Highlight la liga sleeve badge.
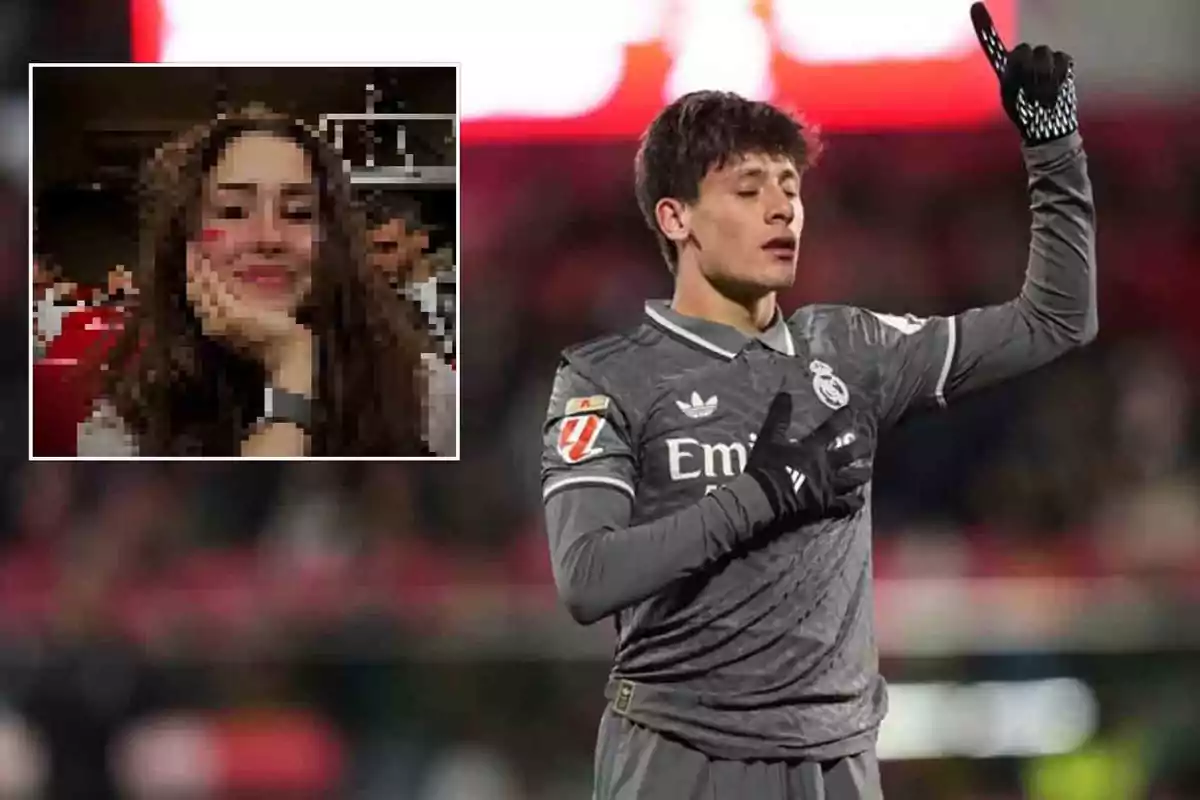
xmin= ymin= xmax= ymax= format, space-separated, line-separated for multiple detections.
xmin=557 ymin=414 xmax=607 ymax=464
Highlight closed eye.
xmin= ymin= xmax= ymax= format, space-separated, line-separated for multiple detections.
xmin=283 ymin=206 xmax=314 ymax=221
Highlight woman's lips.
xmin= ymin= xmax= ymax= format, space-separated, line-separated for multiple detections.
xmin=235 ymin=263 xmax=294 ymax=292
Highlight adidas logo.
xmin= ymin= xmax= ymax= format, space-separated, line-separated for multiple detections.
xmin=786 ymin=467 xmax=807 ymax=495
xmin=676 ymin=391 xmax=718 ymax=419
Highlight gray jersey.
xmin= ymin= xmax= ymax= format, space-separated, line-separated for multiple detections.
xmin=541 ymin=132 xmax=1096 ymax=761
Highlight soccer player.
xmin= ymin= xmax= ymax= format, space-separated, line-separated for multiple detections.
xmin=540 ymin=5 xmax=1096 ymax=799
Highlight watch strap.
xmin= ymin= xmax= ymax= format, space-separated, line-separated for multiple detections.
xmin=263 ymin=386 xmax=312 ymax=431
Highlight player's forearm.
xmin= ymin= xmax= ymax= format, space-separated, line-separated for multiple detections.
xmin=1018 ymin=131 xmax=1098 ymax=344
xmin=545 ymin=476 xmax=775 ymax=625
xmin=951 ymin=132 xmax=1097 ymax=392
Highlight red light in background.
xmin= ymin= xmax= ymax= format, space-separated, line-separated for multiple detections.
xmin=133 ymin=0 xmax=1017 ymax=140
xmin=130 ymin=0 xmax=163 ymax=63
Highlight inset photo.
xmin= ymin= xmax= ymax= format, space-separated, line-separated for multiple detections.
xmin=31 ymin=64 xmax=458 ymax=459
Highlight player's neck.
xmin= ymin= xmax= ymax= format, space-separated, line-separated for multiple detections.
xmin=670 ymin=272 xmax=777 ymax=337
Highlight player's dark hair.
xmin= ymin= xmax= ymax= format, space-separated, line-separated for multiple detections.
xmin=102 ymin=105 xmax=429 ymax=456
xmin=634 ymin=91 xmax=822 ymax=273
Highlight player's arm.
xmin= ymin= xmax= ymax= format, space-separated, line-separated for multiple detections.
xmin=862 ymin=131 xmax=1095 ymax=427
xmin=546 ymin=484 xmax=780 ymax=625
xmin=857 ymin=5 xmax=1097 ymax=429
xmin=949 ymin=130 xmax=1094 ymax=378
xmin=542 ymin=364 xmax=867 ymax=625
xmin=948 ymin=6 xmax=1097 ymax=392
xmin=541 ymin=361 xmax=771 ymax=625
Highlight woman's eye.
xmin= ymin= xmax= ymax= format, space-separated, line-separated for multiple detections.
xmin=218 ymin=205 xmax=248 ymax=219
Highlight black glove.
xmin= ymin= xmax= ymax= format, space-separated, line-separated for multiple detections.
xmin=971 ymin=2 xmax=1078 ymax=145
xmin=742 ymin=392 xmax=871 ymax=524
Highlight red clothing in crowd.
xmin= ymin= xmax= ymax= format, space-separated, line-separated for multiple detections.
xmin=33 ymin=304 xmax=126 ymax=456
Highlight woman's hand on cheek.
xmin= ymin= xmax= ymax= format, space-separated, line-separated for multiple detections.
xmin=185 ymin=240 xmax=312 ymax=380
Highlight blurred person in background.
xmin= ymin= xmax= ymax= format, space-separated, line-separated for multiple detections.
xmin=104 ymin=264 xmax=136 ymax=307
xmin=32 ymin=270 xmax=86 ymax=359
xmin=32 ymin=257 xmax=58 ymax=298
xmin=364 ymin=193 xmax=458 ymax=453
xmin=77 ymin=104 xmax=449 ymax=457
xmin=32 ymin=257 xmax=61 ymax=357
xmin=366 ymin=193 xmax=432 ymax=293
xmin=540 ymin=6 xmax=1097 ymax=798
xmin=366 ymin=192 xmax=457 ymax=367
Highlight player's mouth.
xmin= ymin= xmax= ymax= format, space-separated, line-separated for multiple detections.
xmin=234 ymin=262 xmax=297 ymax=293
xmin=762 ymin=235 xmax=797 ymax=263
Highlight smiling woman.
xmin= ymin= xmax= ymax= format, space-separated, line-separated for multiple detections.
xmin=78 ymin=105 xmax=445 ymax=457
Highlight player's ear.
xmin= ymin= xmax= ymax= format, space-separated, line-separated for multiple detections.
xmin=654 ymin=197 xmax=691 ymax=245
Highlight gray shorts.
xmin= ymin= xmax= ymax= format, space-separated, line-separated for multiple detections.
xmin=594 ymin=705 xmax=883 ymax=800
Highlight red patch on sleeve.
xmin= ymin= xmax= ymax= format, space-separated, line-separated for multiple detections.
xmin=556 ymin=414 xmax=607 ymax=464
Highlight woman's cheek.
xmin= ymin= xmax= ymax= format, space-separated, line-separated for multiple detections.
xmin=291 ymin=228 xmax=317 ymax=268
xmin=200 ymin=227 xmax=241 ymax=276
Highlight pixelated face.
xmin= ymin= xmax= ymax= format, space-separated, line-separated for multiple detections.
xmin=668 ymin=151 xmax=803 ymax=295
xmin=368 ymin=217 xmax=428 ymax=282
xmin=108 ymin=265 xmax=134 ymax=297
xmin=192 ymin=132 xmax=318 ymax=315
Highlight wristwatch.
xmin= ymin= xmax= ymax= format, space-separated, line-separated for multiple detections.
xmin=262 ymin=386 xmax=312 ymax=432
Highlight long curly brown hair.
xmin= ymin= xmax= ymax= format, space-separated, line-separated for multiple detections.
xmin=103 ymin=106 xmax=429 ymax=456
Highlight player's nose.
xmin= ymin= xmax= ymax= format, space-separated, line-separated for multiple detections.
xmin=764 ymin=188 xmax=795 ymax=224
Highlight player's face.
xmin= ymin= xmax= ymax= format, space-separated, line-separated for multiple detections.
xmin=194 ymin=132 xmax=317 ymax=316
xmin=685 ymin=151 xmax=803 ymax=296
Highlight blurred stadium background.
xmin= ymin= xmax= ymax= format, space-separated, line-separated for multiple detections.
xmin=5 ymin=0 xmax=1200 ymax=797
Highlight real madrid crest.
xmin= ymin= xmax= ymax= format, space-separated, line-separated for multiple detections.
xmin=810 ymin=360 xmax=849 ymax=410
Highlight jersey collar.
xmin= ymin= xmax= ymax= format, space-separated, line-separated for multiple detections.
xmin=644 ymin=300 xmax=796 ymax=360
